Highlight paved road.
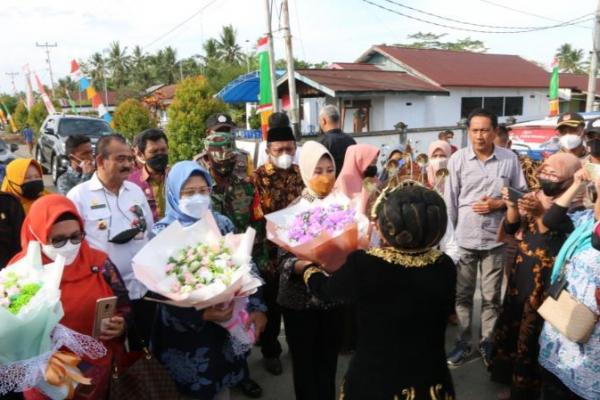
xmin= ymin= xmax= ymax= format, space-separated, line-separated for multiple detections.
xmin=12 ymin=144 xmax=502 ymax=399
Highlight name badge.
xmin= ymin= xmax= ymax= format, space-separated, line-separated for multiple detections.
xmin=91 ymin=204 xmax=107 ymax=210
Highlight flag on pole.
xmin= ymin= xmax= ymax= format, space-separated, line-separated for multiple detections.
xmin=34 ymin=73 xmax=57 ymax=115
xmin=257 ymin=36 xmax=274 ymax=139
xmin=1 ymin=103 xmax=17 ymax=133
xmin=549 ymin=58 xmax=560 ymax=117
xmin=69 ymin=59 xmax=111 ymax=122
xmin=22 ymin=64 xmax=34 ymax=111
xmin=65 ymin=90 xmax=78 ymax=114
xmin=0 ymin=108 xmax=7 ymax=126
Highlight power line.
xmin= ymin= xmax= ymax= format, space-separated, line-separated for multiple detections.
xmin=479 ymin=0 xmax=592 ymax=30
xmin=361 ymin=0 xmax=593 ymax=34
xmin=379 ymin=0 xmax=593 ymax=30
xmin=143 ymin=0 xmax=219 ymax=50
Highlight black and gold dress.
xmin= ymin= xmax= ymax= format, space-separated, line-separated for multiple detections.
xmin=304 ymin=248 xmax=456 ymax=400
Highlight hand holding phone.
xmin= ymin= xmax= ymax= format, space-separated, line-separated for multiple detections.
xmin=508 ymin=187 xmax=528 ymax=203
xmin=92 ymin=296 xmax=117 ymax=338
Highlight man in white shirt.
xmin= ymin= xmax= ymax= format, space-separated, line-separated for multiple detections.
xmin=68 ymin=134 xmax=154 ymax=344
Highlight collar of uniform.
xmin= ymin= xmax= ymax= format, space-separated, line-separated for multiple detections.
xmin=140 ymin=164 xmax=167 ymax=182
xmin=89 ymin=172 xmax=130 ymax=193
xmin=467 ymin=145 xmax=498 ymax=161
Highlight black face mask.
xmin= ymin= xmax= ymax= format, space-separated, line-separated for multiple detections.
xmin=20 ymin=180 xmax=44 ymax=199
xmin=212 ymin=158 xmax=236 ymax=177
xmin=364 ymin=165 xmax=378 ymax=178
xmin=146 ymin=153 xmax=169 ymax=173
xmin=539 ymin=178 xmax=571 ymax=197
xmin=588 ymin=139 xmax=600 ymax=158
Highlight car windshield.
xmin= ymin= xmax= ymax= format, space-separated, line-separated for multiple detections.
xmin=57 ymin=119 xmax=113 ymax=137
xmin=0 ymin=140 xmax=6 ymax=150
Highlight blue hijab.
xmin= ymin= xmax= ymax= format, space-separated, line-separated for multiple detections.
xmin=153 ymin=161 xmax=213 ymax=232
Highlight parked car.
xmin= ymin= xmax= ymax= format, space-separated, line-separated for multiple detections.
xmin=35 ymin=114 xmax=113 ymax=183
xmin=0 ymin=138 xmax=18 ymax=183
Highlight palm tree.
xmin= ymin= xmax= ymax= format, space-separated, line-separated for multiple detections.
xmin=130 ymin=45 xmax=152 ymax=89
xmin=149 ymin=46 xmax=178 ymax=85
xmin=83 ymin=52 xmax=108 ymax=91
xmin=106 ymin=41 xmax=131 ymax=88
xmin=555 ymin=44 xmax=585 ymax=74
xmin=202 ymin=38 xmax=219 ymax=62
xmin=216 ymin=25 xmax=244 ymax=64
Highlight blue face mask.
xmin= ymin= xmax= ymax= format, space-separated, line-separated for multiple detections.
xmin=179 ymin=194 xmax=211 ymax=219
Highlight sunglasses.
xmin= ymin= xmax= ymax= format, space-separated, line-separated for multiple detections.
xmin=49 ymin=231 xmax=85 ymax=248
xmin=108 ymin=205 xmax=147 ymax=245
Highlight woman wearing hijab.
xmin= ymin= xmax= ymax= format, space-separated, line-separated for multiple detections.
xmin=0 ymin=159 xmax=48 ymax=214
xmin=276 ymin=141 xmax=342 ymax=400
xmin=490 ymin=153 xmax=582 ymax=400
xmin=378 ymin=144 xmax=404 ymax=183
xmin=294 ymin=183 xmax=456 ymax=399
xmin=150 ymin=161 xmax=266 ymax=400
xmin=0 ymin=192 xmax=25 ymax=269
xmin=8 ymin=194 xmax=129 ymax=400
xmin=426 ymin=140 xmax=452 ymax=193
xmin=335 ymin=144 xmax=379 ymax=215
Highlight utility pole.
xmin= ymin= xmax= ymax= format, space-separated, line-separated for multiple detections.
xmin=263 ymin=0 xmax=280 ymax=113
xmin=586 ymin=0 xmax=600 ymax=111
xmin=281 ymin=0 xmax=301 ymax=139
xmin=5 ymin=72 xmax=19 ymax=94
xmin=36 ymin=42 xmax=58 ymax=97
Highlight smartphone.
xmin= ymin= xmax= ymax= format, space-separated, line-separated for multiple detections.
xmin=508 ymin=187 xmax=527 ymax=203
xmin=92 ymin=296 xmax=117 ymax=338
xmin=585 ymin=162 xmax=600 ymax=180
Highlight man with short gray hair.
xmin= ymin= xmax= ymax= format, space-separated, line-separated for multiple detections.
xmin=318 ymin=104 xmax=356 ymax=177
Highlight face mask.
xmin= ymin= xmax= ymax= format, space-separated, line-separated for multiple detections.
xmin=146 ymin=153 xmax=168 ymax=173
xmin=41 ymin=241 xmax=81 ymax=266
xmin=363 ymin=165 xmax=378 ymax=178
xmin=588 ymin=139 xmax=600 ymax=158
xmin=272 ymin=154 xmax=293 ymax=170
xmin=559 ymin=134 xmax=583 ymax=150
xmin=20 ymin=180 xmax=44 ymax=199
xmin=539 ymin=178 xmax=571 ymax=197
xmin=430 ymin=157 xmax=448 ymax=171
xmin=212 ymin=158 xmax=236 ymax=177
xmin=179 ymin=194 xmax=211 ymax=219
xmin=309 ymin=175 xmax=335 ymax=197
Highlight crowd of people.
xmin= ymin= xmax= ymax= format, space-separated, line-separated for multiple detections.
xmin=0 ymin=105 xmax=599 ymax=400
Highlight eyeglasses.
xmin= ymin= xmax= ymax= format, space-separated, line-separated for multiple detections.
xmin=180 ymin=186 xmax=212 ymax=197
xmin=49 ymin=231 xmax=85 ymax=248
xmin=108 ymin=205 xmax=147 ymax=244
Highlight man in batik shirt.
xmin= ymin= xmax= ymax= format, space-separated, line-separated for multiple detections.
xmin=204 ymin=116 xmax=268 ymax=399
xmin=251 ymin=112 xmax=304 ymax=376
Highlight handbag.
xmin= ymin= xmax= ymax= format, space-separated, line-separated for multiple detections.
xmin=537 ymin=274 xmax=598 ymax=344
xmin=109 ymin=346 xmax=179 ymax=400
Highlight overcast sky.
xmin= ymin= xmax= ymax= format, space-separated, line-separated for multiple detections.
xmin=1 ymin=0 xmax=595 ymax=93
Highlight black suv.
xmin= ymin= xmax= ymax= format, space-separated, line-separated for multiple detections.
xmin=35 ymin=114 xmax=113 ymax=183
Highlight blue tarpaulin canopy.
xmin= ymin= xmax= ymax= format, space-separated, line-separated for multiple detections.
xmin=216 ymin=70 xmax=284 ymax=104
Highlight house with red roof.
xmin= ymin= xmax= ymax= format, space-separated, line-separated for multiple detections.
xmin=277 ymin=45 xmax=598 ymax=134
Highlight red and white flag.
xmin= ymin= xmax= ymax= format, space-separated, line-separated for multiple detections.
xmin=34 ymin=73 xmax=56 ymax=115
xmin=70 ymin=59 xmax=83 ymax=82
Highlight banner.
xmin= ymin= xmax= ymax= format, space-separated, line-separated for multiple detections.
xmin=0 ymin=103 xmax=17 ymax=133
xmin=34 ymin=73 xmax=57 ymax=115
xmin=257 ymin=36 xmax=274 ymax=139
xmin=70 ymin=59 xmax=111 ymax=122
xmin=549 ymin=58 xmax=559 ymax=117
xmin=22 ymin=65 xmax=34 ymax=111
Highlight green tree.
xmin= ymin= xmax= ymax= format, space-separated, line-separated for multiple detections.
xmin=13 ymin=101 xmax=29 ymax=131
xmin=83 ymin=52 xmax=108 ymax=91
xmin=130 ymin=45 xmax=152 ymax=89
xmin=399 ymin=32 xmax=487 ymax=52
xmin=555 ymin=43 xmax=586 ymax=73
xmin=27 ymin=102 xmax=48 ymax=131
xmin=0 ymin=95 xmax=18 ymax=114
xmin=149 ymin=46 xmax=179 ymax=85
xmin=107 ymin=41 xmax=131 ymax=88
xmin=166 ymin=76 xmax=227 ymax=162
xmin=112 ymin=98 xmax=156 ymax=141
xmin=216 ymin=25 xmax=244 ymax=64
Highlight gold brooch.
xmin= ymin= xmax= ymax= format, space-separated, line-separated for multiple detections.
xmin=367 ymin=247 xmax=442 ymax=267
xmin=97 ymin=220 xmax=107 ymax=230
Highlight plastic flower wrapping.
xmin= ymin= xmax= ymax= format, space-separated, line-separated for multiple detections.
xmin=0 ymin=242 xmax=106 ymax=399
xmin=265 ymin=192 xmax=370 ymax=272
xmin=133 ymin=212 xmax=264 ymax=354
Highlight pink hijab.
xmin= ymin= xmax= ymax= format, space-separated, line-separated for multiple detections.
xmin=530 ymin=152 xmax=582 ymax=210
xmin=335 ymin=144 xmax=379 ymax=213
xmin=426 ymin=140 xmax=452 ymax=187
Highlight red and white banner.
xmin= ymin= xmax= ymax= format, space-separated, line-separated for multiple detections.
xmin=34 ymin=73 xmax=56 ymax=115
xmin=22 ymin=64 xmax=34 ymax=111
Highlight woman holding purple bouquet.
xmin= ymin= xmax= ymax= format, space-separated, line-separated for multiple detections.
xmin=277 ymin=141 xmax=344 ymax=400
xmin=294 ymin=183 xmax=456 ymax=400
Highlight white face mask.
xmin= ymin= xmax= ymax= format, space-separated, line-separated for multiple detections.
xmin=430 ymin=157 xmax=448 ymax=171
xmin=41 ymin=241 xmax=81 ymax=266
xmin=179 ymin=194 xmax=211 ymax=219
xmin=559 ymin=134 xmax=583 ymax=150
xmin=271 ymin=154 xmax=293 ymax=170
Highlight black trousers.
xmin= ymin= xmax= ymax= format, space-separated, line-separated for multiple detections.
xmin=129 ymin=298 xmax=157 ymax=350
xmin=541 ymin=369 xmax=584 ymax=400
xmin=282 ymin=307 xmax=342 ymax=400
xmin=260 ymin=274 xmax=283 ymax=359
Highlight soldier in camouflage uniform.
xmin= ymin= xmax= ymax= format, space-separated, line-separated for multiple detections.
xmin=203 ymin=114 xmax=268 ymax=399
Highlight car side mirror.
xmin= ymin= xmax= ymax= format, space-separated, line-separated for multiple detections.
xmin=10 ymin=143 xmax=18 ymax=152
xmin=44 ymin=128 xmax=55 ymax=136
